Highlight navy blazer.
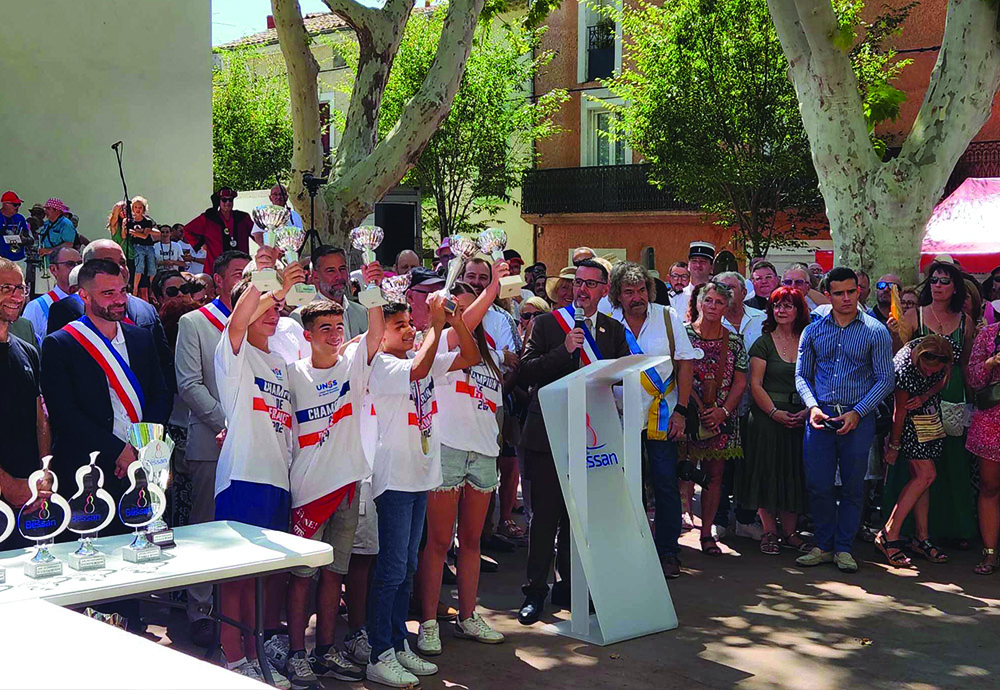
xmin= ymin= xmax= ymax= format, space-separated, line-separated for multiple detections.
xmin=48 ymin=294 xmax=176 ymax=395
xmin=41 ymin=322 xmax=172 ymax=493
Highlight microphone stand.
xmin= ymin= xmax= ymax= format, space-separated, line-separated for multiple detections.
xmin=113 ymin=143 xmax=134 ymax=258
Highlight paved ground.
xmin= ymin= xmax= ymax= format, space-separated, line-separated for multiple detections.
xmin=146 ymin=525 xmax=1000 ymax=690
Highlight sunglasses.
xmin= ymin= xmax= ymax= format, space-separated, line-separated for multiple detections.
xmin=876 ymin=281 xmax=899 ymax=290
xmin=928 ymin=277 xmax=952 ymax=286
xmin=165 ymin=282 xmax=203 ymax=298
xmin=919 ymin=352 xmax=951 ymax=364
xmin=520 ymin=311 xmax=539 ymax=321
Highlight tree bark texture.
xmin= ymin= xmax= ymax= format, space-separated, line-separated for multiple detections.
xmin=272 ymin=0 xmax=486 ymax=248
xmin=767 ymin=0 xmax=1000 ymax=281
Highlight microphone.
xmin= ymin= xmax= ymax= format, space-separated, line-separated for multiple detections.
xmin=573 ymin=300 xmax=585 ymax=368
xmin=111 ymin=141 xmax=123 ymax=151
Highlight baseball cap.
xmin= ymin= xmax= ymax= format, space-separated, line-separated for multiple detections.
xmin=1 ymin=191 xmax=23 ymax=205
xmin=408 ymin=266 xmax=445 ymax=290
xmin=503 ymin=249 xmax=523 ymax=262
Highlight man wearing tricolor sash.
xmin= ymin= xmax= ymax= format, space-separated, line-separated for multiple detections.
xmin=173 ymin=249 xmax=250 ymax=647
xmin=40 ymin=259 xmax=170 ymax=515
xmin=610 ymin=262 xmax=699 ymax=580
xmin=22 ymin=246 xmax=80 ymax=346
xmin=515 ymin=258 xmax=631 ymax=625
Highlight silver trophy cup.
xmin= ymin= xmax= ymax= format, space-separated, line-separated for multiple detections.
xmin=251 ymin=205 xmax=289 ymax=292
xmin=441 ymin=235 xmax=480 ymax=314
xmin=273 ymin=226 xmax=317 ymax=306
xmin=351 ymin=226 xmax=388 ymax=308
xmin=478 ymin=228 xmax=526 ymax=299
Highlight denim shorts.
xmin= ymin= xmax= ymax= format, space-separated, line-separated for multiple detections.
xmin=132 ymin=243 xmax=157 ymax=276
xmin=438 ymin=445 xmax=499 ymax=492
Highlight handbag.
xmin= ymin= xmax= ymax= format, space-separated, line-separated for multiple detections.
xmin=685 ymin=330 xmax=730 ymax=442
xmin=975 ymin=328 xmax=1000 ymax=411
xmin=912 ymin=412 xmax=946 ymax=444
xmin=940 ymin=401 xmax=970 ymax=436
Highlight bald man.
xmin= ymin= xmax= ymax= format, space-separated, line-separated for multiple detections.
xmin=868 ymin=273 xmax=901 ymax=325
xmin=251 ymin=184 xmax=304 ymax=244
xmin=394 ymin=249 xmax=420 ymax=275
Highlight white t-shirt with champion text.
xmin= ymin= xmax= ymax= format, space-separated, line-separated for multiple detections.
xmin=214 ymin=328 xmax=293 ymax=497
xmin=435 ymin=337 xmax=503 ymax=457
xmin=368 ymin=349 xmax=458 ymax=498
xmin=288 ymin=342 xmax=373 ymax=508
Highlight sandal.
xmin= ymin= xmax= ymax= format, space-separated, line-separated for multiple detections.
xmin=910 ymin=538 xmax=948 ymax=564
xmin=782 ymin=532 xmax=815 ymax=553
xmin=700 ymin=536 xmax=722 ymax=556
xmin=875 ymin=531 xmax=912 ymax=568
xmin=975 ymin=548 xmax=998 ymax=575
xmin=759 ymin=532 xmax=780 ymax=555
xmin=499 ymin=519 xmax=526 ymax=541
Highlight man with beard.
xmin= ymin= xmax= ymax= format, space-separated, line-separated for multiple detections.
xmin=868 ymin=274 xmax=901 ymax=326
xmin=288 ymin=245 xmax=368 ymax=339
xmin=40 ymin=259 xmax=171 ymax=510
xmin=609 ymin=262 xmax=696 ymax=578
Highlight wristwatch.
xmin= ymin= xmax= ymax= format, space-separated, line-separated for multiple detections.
xmin=673 ymin=404 xmax=688 ymax=417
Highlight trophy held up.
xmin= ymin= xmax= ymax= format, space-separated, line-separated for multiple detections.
xmin=441 ymin=235 xmax=480 ymax=314
xmin=351 ymin=226 xmax=388 ymax=309
xmin=478 ymin=228 xmax=525 ymax=299
xmin=251 ymin=205 xmax=289 ymax=293
xmin=273 ymin=226 xmax=317 ymax=307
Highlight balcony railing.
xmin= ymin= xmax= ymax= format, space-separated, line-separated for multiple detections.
xmin=587 ymin=24 xmax=615 ymax=82
xmin=945 ymin=140 xmax=1000 ymax=196
xmin=521 ymin=164 xmax=698 ymax=215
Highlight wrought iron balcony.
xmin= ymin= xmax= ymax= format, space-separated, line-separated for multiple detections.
xmin=946 ymin=140 xmax=1000 ymax=196
xmin=587 ymin=24 xmax=615 ymax=82
xmin=521 ymin=164 xmax=698 ymax=215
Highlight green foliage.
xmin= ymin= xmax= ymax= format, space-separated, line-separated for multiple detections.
xmin=602 ymin=0 xmax=913 ymax=259
xmin=212 ymin=49 xmax=295 ymax=191
xmin=332 ymin=7 xmax=567 ymax=239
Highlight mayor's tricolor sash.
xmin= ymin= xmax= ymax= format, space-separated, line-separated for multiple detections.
xmin=38 ymin=290 xmax=62 ymax=319
xmin=623 ymin=325 xmax=676 ymax=440
xmin=62 ymin=316 xmax=145 ymax=423
xmin=199 ymin=298 xmax=231 ymax=332
xmin=552 ymin=305 xmax=602 ymax=366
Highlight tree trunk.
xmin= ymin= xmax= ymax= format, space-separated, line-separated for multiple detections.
xmin=272 ymin=0 xmax=486 ymax=249
xmin=767 ymin=0 xmax=1000 ymax=282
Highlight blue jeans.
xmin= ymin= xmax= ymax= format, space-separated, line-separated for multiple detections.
xmin=645 ymin=435 xmax=681 ymax=557
xmin=803 ymin=406 xmax=875 ymax=554
xmin=366 ymin=490 xmax=427 ymax=661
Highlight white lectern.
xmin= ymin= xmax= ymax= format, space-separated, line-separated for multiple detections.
xmin=538 ymin=354 xmax=678 ymax=645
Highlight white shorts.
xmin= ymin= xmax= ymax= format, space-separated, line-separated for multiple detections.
xmin=352 ymin=481 xmax=378 ymax=556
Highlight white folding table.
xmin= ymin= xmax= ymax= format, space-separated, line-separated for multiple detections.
xmin=0 ymin=521 xmax=332 ymax=686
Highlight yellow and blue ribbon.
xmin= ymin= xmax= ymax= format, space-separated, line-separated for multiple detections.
xmin=624 ymin=327 xmax=675 ymax=440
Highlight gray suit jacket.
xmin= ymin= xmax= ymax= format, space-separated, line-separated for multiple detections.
xmin=174 ymin=307 xmax=226 ymax=464
xmin=290 ymin=296 xmax=369 ymax=339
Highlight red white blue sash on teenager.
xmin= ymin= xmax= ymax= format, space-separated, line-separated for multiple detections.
xmin=199 ymin=298 xmax=231 ymax=332
xmin=553 ymin=305 xmax=602 ymax=365
xmin=62 ymin=316 xmax=145 ymax=423
xmin=38 ymin=290 xmax=62 ymax=319
xmin=623 ymin=325 xmax=676 ymax=440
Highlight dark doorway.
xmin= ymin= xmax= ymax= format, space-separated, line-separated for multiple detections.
xmin=374 ymin=203 xmax=417 ymax=267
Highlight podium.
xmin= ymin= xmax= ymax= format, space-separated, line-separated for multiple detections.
xmin=538 ymin=354 xmax=678 ymax=645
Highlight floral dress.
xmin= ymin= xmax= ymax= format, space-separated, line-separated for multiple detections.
xmin=967 ymin=322 xmax=1000 ymax=462
xmin=685 ymin=325 xmax=748 ymax=462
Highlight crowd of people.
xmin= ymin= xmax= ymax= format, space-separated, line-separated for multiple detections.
xmin=4 ymin=183 xmax=1000 ymax=688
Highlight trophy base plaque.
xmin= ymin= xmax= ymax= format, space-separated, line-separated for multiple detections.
xmin=123 ymin=542 xmax=162 ymax=563
xmin=150 ymin=528 xmax=175 ymax=548
xmin=358 ymin=285 xmax=388 ymax=309
xmin=286 ymin=283 xmax=317 ymax=307
xmin=24 ymin=559 xmax=63 ymax=579
xmin=252 ymin=269 xmax=282 ymax=292
xmin=69 ymin=552 xmax=106 ymax=571
xmin=499 ymin=274 xmax=526 ymax=300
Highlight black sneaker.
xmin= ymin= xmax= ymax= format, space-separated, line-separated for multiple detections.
xmin=310 ymin=648 xmax=365 ymax=682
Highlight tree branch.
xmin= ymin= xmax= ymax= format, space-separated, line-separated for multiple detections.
xmin=322 ymin=0 xmax=379 ymax=34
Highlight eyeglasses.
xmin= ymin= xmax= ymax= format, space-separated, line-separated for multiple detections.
xmin=919 ymin=352 xmax=951 ymax=364
xmin=928 ymin=277 xmax=952 ymax=286
xmin=520 ymin=311 xmax=539 ymax=321
xmin=0 ymin=283 xmax=28 ymax=297
xmin=669 ymin=272 xmax=688 ymax=280
xmin=772 ymin=302 xmax=795 ymax=311
xmin=573 ymin=278 xmax=607 ymax=289
xmin=876 ymin=281 xmax=899 ymax=290
xmin=781 ymin=279 xmax=809 ymax=287
xmin=51 ymin=260 xmax=83 ymax=269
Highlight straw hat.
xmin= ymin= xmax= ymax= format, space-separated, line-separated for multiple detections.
xmin=545 ymin=265 xmax=576 ymax=302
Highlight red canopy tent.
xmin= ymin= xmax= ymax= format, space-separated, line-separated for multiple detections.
xmin=921 ymin=177 xmax=1000 ymax=273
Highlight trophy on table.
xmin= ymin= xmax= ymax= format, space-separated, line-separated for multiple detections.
xmin=18 ymin=456 xmax=72 ymax=579
xmin=251 ymin=204 xmax=289 ymax=292
xmin=478 ymin=228 xmax=526 ymax=299
xmin=273 ymin=226 xmax=317 ymax=307
xmin=118 ymin=458 xmax=167 ymax=563
xmin=350 ymin=226 xmax=388 ymax=308
xmin=441 ymin=235 xmax=480 ymax=314
xmin=128 ymin=423 xmax=175 ymax=549
xmin=0 ymin=483 xmax=16 ymax=584
xmin=66 ymin=452 xmax=116 ymax=570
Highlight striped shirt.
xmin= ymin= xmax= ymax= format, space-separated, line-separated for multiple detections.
xmin=795 ymin=307 xmax=893 ymax=418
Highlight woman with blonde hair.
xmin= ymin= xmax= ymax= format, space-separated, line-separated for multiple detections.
xmin=878 ymin=334 xmax=953 ymax=566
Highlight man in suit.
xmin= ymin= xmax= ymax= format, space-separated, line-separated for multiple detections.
xmin=173 ymin=249 xmax=250 ymax=646
xmin=47 ymin=239 xmax=175 ymax=396
xmin=288 ymin=245 xmax=368 ymax=338
xmin=516 ymin=258 xmax=630 ymax=625
xmin=40 ymin=259 xmax=171 ymax=520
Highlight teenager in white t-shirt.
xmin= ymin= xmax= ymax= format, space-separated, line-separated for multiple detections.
xmin=415 ymin=277 xmax=509 ymax=656
xmin=365 ymin=293 xmax=479 ymax=688
xmin=284 ymin=262 xmax=384 ymax=687
xmin=214 ymin=261 xmax=306 ymax=684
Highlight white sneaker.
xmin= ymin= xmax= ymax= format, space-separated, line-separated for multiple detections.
xmin=454 ymin=611 xmax=505 ymax=644
xmin=232 ymin=659 xmax=264 ymax=682
xmin=344 ymin=628 xmax=372 ymax=666
xmin=397 ymin=639 xmax=438 ymax=676
xmin=417 ymin=619 xmax=442 ymax=656
xmin=734 ymin=521 xmax=765 ymax=541
xmin=251 ymin=658 xmax=291 ymax=689
xmin=264 ymin=633 xmax=290 ymax=673
xmin=366 ymin=649 xmax=419 ymax=688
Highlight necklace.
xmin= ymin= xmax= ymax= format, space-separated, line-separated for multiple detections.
xmin=927 ymin=303 xmax=952 ymax=334
xmin=772 ymin=329 xmax=798 ymax=362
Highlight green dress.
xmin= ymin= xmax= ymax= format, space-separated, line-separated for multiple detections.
xmin=882 ymin=312 xmax=976 ymax=540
